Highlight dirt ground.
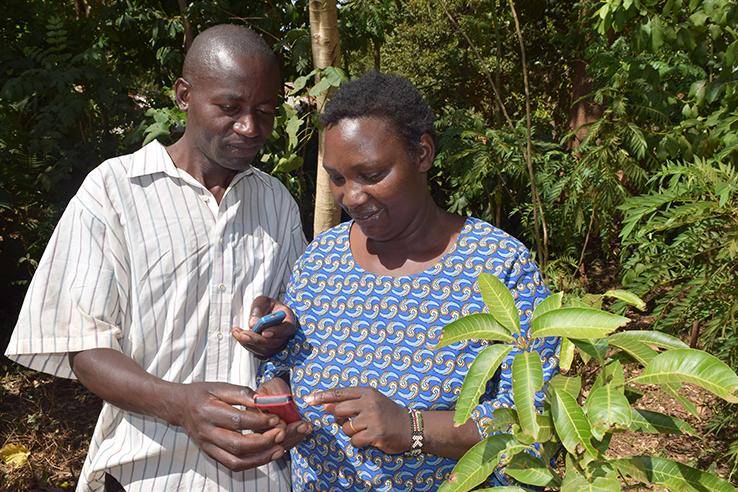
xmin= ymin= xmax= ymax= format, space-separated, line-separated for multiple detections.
xmin=2 ymin=357 xmax=737 ymax=491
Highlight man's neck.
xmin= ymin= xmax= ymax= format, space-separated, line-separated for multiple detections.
xmin=166 ymin=140 xmax=240 ymax=203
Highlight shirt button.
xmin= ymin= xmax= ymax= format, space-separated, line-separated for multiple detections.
xmin=217 ymin=283 xmax=226 ymax=292
xmin=216 ymin=332 xmax=223 ymax=340
xmin=200 ymin=195 xmax=209 ymax=202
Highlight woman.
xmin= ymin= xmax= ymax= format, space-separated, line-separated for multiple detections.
xmin=237 ymin=71 xmax=559 ymax=491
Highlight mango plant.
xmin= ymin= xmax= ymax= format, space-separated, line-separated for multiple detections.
xmin=436 ymin=273 xmax=738 ymax=492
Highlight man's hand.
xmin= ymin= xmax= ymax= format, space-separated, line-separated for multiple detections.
xmin=232 ymin=296 xmax=297 ymax=358
xmin=170 ymin=382 xmax=289 ymax=471
xmin=305 ymin=387 xmax=411 ymax=454
xmin=256 ymin=377 xmax=311 ymax=451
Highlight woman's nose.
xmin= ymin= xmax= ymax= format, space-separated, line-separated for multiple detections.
xmin=342 ymin=183 xmax=368 ymax=208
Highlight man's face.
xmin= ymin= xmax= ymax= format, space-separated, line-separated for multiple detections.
xmin=177 ymin=53 xmax=280 ymax=172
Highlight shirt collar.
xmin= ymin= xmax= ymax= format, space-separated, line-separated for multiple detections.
xmin=126 ymin=140 xmax=271 ymax=189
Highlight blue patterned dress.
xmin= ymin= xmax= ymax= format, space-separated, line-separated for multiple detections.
xmin=261 ymin=217 xmax=559 ymax=491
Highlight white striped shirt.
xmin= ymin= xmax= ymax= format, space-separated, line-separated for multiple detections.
xmin=5 ymin=140 xmax=306 ymax=492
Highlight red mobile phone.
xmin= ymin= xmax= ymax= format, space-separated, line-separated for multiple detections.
xmin=253 ymin=393 xmax=301 ymax=424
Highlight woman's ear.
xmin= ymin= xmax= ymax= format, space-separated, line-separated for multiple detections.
xmin=417 ymin=133 xmax=436 ymax=173
xmin=174 ymin=77 xmax=191 ymax=111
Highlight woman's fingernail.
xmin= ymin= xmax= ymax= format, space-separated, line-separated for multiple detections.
xmin=304 ymin=394 xmax=315 ymax=404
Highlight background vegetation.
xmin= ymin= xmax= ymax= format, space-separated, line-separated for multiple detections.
xmin=1 ymin=0 xmax=737 ymax=489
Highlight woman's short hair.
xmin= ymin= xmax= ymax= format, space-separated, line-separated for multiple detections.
xmin=320 ymin=71 xmax=436 ymax=156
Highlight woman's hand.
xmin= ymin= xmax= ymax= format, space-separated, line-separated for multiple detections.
xmin=232 ymin=296 xmax=297 ymax=358
xmin=305 ymin=387 xmax=412 ymax=454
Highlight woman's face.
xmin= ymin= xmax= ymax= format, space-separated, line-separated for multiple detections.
xmin=322 ymin=117 xmax=434 ymax=242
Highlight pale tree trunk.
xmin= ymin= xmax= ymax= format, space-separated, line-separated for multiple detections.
xmin=309 ymin=0 xmax=342 ymax=238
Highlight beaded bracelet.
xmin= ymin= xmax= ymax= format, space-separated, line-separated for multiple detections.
xmin=407 ymin=408 xmax=424 ymax=456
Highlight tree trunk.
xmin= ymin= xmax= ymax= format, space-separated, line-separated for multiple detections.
xmin=569 ymin=58 xmax=602 ymax=147
xmin=177 ymin=0 xmax=193 ymax=52
xmin=309 ymin=0 xmax=342 ymax=237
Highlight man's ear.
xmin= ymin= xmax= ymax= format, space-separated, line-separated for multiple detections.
xmin=417 ymin=133 xmax=435 ymax=173
xmin=174 ymin=77 xmax=191 ymax=111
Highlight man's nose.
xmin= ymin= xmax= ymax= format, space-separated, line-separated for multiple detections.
xmin=233 ymin=113 xmax=258 ymax=137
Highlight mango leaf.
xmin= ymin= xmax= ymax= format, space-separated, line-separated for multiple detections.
xmin=474 ymin=488 xmax=527 ymax=492
xmin=454 ymin=344 xmax=512 ymax=426
xmin=537 ymin=410 xmax=554 ymax=442
xmin=551 ymin=388 xmax=597 ymax=457
xmin=591 ymin=361 xmax=625 ymax=394
xmin=662 ymin=383 xmax=699 ymax=416
xmin=632 ymin=348 xmax=738 ymax=403
xmin=559 ymin=337 xmax=575 ymax=372
xmin=630 ymin=409 xmax=697 ymax=436
xmin=572 ymin=338 xmax=609 ymax=363
xmin=561 ymin=474 xmax=621 ymax=492
xmin=603 ymin=289 xmax=646 ymax=311
xmin=0 ymin=443 xmax=30 ymax=468
xmin=488 ymin=407 xmax=518 ymax=431
xmin=613 ymin=456 xmax=737 ymax=492
xmin=607 ymin=336 xmax=657 ymax=366
xmin=608 ymin=330 xmax=688 ymax=350
xmin=438 ymin=434 xmax=514 ymax=492
xmin=505 ymin=453 xmax=558 ymax=487
xmin=529 ymin=308 xmax=629 ymax=339
xmin=532 ymin=291 xmax=563 ymax=319
xmin=585 ymin=385 xmax=633 ymax=440
xmin=512 ymin=352 xmax=543 ymax=440
xmin=478 ymin=273 xmax=520 ymax=334
xmin=433 ymin=313 xmax=514 ymax=349
xmin=548 ymin=374 xmax=582 ymax=398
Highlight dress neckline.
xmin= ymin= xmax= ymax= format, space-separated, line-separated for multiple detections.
xmin=345 ymin=217 xmax=473 ymax=280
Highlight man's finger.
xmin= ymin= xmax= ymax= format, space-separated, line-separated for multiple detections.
xmin=206 ymin=382 xmax=257 ymax=407
xmin=205 ymin=426 xmax=285 ymax=458
xmin=249 ymin=296 xmax=276 ymax=326
xmin=305 ymin=387 xmax=363 ymax=405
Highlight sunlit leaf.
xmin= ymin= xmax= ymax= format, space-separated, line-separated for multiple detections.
xmin=530 ymin=308 xmax=629 ymax=339
xmin=561 ymin=473 xmax=621 ymax=492
xmin=548 ymin=374 xmax=582 ymax=398
xmin=603 ymin=289 xmax=646 ymax=311
xmin=613 ymin=456 xmax=736 ymax=491
xmin=607 ymin=336 xmax=657 ymax=366
xmin=585 ymin=385 xmax=633 ymax=440
xmin=505 ymin=453 xmax=558 ymax=487
xmin=572 ymin=338 xmax=609 ymax=363
xmin=454 ymin=344 xmax=512 ymax=426
xmin=438 ymin=434 xmax=514 ymax=492
xmin=433 ymin=313 xmax=514 ymax=349
xmin=512 ymin=352 xmax=543 ymax=440
xmin=591 ymin=361 xmax=625 ymax=394
xmin=632 ymin=348 xmax=738 ymax=403
xmin=532 ymin=292 xmax=563 ymax=320
xmin=630 ymin=409 xmax=697 ymax=436
xmin=559 ymin=337 xmax=575 ymax=372
xmin=551 ymin=388 xmax=597 ymax=457
xmin=0 ymin=443 xmax=30 ymax=468
xmin=608 ymin=330 xmax=688 ymax=350
xmin=478 ymin=273 xmax=520 ymax=334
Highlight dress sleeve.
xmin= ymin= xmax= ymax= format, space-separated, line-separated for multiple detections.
xmin=4 ymin=196 xmax=128 ymax=379
xmin=470 ymin=247 xmax=560 ymax=438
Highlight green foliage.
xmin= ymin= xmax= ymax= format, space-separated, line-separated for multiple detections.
xmin=438 ymin=273 xmax=738 ymax=491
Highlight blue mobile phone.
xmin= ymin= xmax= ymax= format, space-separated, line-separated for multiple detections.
xmin=252 ymin=311 xmax=287 ymax=334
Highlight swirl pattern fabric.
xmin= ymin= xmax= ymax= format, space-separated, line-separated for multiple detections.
xmin=261 ymin=217 xmax=559 ymax=491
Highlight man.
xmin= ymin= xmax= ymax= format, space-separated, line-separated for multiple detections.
xmin=4 ymin=24 xmax=308 ymax=491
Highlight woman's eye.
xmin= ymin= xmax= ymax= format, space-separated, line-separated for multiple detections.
xmin=329 ymin=174 xmax=345 ymax=185
xmin=363 ymin=172 xmax=385 ymax=183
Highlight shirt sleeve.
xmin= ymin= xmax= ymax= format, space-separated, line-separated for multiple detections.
xmin=470 ymin=247 xmax=560 ymax=438
xmin=4 ymin=195 xmax=127 ymax=379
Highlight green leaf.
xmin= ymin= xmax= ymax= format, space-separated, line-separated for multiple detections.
xmin=454 ymin=344 xmax=513 ymax=426
xmin=572 ymin=338 xmax=609 ymax=363
xmin=603 ymin=289 xmax=646 ymax=311
xmin=559 ymin=337 xmax=575 ymax=372
xmin=474 ymin=488 xmax=527 ymax=492
xmin=591 ymin=361 xmax=625 ymax=394
xmin=607 ymin=336 xmax=657 ymax=366
xmin=438 ymin=434 xmax=514 ymax=492
xmin=585 ymin=385 xmax=633 ymax=440
xmin=613 ymin=456 xmax=737 ymax=492
xmin=632 ymin=348 xmax=738 ymax=403
xmin=561 ymin=474 xmax=621 ymax=492
xmin=478 ymin=272 xmax=520 ymax=334
xmin=272 ymin=154 xmax=303 ymax=174
xmin=551 ymin=388 xmax=597 ymax=456
xmin=529 ymin=308 xmax=629 ymax=339
xmin=630 ymin=409 xmax=697 ymax=436
xmin=284 ymin=115 xmax=302 ymax=151
xmin=512 ymin=352 xmax=543 ymax=440
xmin=308 ymin=76 xmax=333 ymax=97
xmin=662 ymin=383 xmax=699 ymax=416
xmin=505 ymin=453 xmax=558 ymax=487
xmin=532 ymin=292 xmax=563 ymax=319
xmin=433 ymin=313 xmax=514 ymax=349
xmin=608 ymin=330 xmax=688 ymax=350
xmin=487 ymin=408 xmax=518 ymax=431
xmin=548 ymin=374 xmax=582 ymax=398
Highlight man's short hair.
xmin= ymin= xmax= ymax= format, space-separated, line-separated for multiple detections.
xmin=320 ymin=71 xmax=436 ymax=156
xmin=182 ymin=24 xmax=278 ymax=82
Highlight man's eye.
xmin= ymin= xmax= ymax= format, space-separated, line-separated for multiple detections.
xmin=257 ymin=107 xmax=275 ymax=116
xmin=219 ymin=105 xmax=237 ymax=113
